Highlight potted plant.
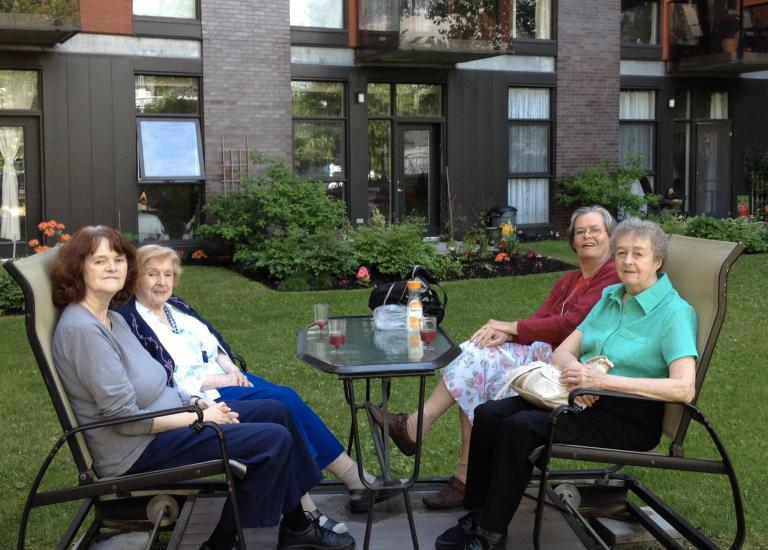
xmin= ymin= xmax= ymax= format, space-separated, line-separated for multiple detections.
xmin=718 ymin=13 xmax=741 ymax=53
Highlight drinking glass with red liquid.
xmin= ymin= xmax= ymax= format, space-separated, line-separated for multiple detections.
xmin=328 ymin=319 xmax=346 ymax=354
xmin=420 ymin=316 xmax=438 ymax=351
xmin=313 ymin=303 xmax=328 ymax=330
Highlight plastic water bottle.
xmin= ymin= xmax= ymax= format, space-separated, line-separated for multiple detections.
xmin=406 ymin=279 xmax=423 ymax=332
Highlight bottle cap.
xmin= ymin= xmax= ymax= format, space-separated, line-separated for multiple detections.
xmin=407 ymin=279 xmax=422 ymax=291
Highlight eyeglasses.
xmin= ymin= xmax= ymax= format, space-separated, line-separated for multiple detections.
xmin=574 ymin=227 xmax=606 ymax=238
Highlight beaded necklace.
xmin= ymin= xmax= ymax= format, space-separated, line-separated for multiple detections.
xmin=164 ymin=304 xmax=183 ymax=335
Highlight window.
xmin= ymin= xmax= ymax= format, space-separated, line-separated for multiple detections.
xmin=619 ymin=90 xmax=656 ymax=192
xmin=133 ymin=0 xmax=197 ymax=18
xmin=0 ymin=70 xmax=38 ymax=110
xmin=513 ymin=0 xmax=551 ymax=40
xmin=507 ymin=88 xmax=551 ymax=225
xmin=292 ymin=81 xmax=346 ymax=201
xmin=395 ymin=84 xmax=442 ymax=117
xmin=290 ymin=0 xmax=344 ymax=28
xmin=621 ymin=0 xmax=659 ymax=45
xmin=135 ymin=75 xmax=202 ymax=241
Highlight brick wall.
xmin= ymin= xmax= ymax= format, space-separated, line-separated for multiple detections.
xmin=201 ymin=0 xmax=292 ymax=198
xmin=80 ymin=0 xmax=132 ymax=34
xmin=553 ymin=0 xmax=621 ymax=231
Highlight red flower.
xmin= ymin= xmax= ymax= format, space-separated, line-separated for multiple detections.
xmin=177 ymin=250 xmax=185 ymax=259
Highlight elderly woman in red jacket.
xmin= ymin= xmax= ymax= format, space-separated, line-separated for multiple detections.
xmin=369 ymin=205 xmax=620 ymax=509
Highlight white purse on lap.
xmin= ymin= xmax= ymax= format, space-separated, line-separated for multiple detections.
xmin=494 ymin=355 xmax=614 ymax=410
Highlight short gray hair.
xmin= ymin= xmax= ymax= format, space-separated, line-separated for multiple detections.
xmin=567 ymin=205 xmax=616 ymax=251
xmin=610 ymin=217 xmax=669 ymax=269
xmin=136 ymin=244 xmax=183 ymax=285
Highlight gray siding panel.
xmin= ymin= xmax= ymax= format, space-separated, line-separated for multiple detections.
xmin=42 ymin=54 xmax=71 ymax=223
xmin=112 ymin=58 xmax=137 ymax=234
xmin=66 ymin=56 xmax=94 ymax=231
xmin=90 ymin=56 xmax=116 ymax=225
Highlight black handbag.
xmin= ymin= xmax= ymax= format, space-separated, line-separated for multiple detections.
xmin=367 ymin=265 xmax=447 ymax=323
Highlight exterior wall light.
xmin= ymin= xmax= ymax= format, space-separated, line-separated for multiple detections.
xmin=668 ymin=98 xmax=676 ymax=109
xmin=355 ymin=92 xmax=365 ymax=104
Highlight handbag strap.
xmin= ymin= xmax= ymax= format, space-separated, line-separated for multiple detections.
xmin=410 ymin=265 xmax=448 ymax=308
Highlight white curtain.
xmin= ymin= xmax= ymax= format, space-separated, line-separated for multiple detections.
xmin=508 ymin=88 xmax=549 ymax=119
xmin=619 ymin=90 xmax=655 ymax=120
xmin=619 ymin=124 xmax=654 ymax=168
xmin=0 ymin=127 xmax=23 ymax=241
xmin=709 ymin=92 xmax=728 ymax=119
xmin=535 ymin=0 xmax=551 ymax=39
xmin=133 ymin=0 xmax=196 ymax=18
xmin=509 ymin=125 xmax=548 ymax=172
xmin=508 ymin=178 xmax=549 ymax=224
xmin=0 ymin=70 xmax=37 ymax=110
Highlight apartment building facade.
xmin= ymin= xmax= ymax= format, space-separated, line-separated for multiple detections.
xmin=1 ymin=0 xmax=768 ymax=255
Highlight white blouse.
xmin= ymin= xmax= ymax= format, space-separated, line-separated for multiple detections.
xmin=136 ymin=301 xmax=226 ymax=400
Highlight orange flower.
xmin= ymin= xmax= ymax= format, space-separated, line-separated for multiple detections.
xmin=37 ymin=221 xmax=47 ymax=231
xmin=60 ymin=233 xmax=71 ymax=242
xmin=44 ymin=228 xmax=56 ymax=237
xmin=34 ymin=245 xmax=50 ymax=254
xmin=56 ymin=223 xmax=65 ymax=231
xmin=28 ymin=238 xmax=40 ymax=247
xmin=191 ymin=249 xmax=208 ymax=261
xmin=494 ymin=252 xmax=511 ymax=263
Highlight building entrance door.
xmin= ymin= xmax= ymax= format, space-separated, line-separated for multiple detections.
xmin=0 ymin=117 xmax=40 ymax=257
xmin=693 ymin=121 xmax=731 ymax=217
xmin=396 ymin=124 xmax=439 ymax=230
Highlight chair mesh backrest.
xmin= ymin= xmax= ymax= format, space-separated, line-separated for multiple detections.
xmin=4 ymin=249 xmax=95 ymax=473
xmin=660 ymin=235 xmax=742 ymax=442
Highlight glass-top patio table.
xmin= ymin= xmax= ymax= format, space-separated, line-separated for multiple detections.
xmin=297 ymin=315 xmax=461 ymax=550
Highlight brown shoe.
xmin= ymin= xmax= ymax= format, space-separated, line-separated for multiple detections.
xmin=366 ymin=402 xmax=417 ymax=456
xmin=423 ymin=476 xmax=465 ymax=510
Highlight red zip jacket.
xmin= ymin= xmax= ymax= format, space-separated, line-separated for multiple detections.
xmin=515 ymin=259 xmax=619 ymax=347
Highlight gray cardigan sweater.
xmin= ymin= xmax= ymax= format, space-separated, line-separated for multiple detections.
xmin=52 ymin=304 xmax=192 ymax=477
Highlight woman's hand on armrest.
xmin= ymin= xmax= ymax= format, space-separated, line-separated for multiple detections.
xmin=150 ymin=401 xmax=240 ymax=433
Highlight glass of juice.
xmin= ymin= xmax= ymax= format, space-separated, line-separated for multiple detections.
xmin=420 ymin=316 xmax=438 ymax=351
xmin=328 ymin=318 xmax=346 ymax=354
xmin=313 ymin=303 xmax=328 ymax=330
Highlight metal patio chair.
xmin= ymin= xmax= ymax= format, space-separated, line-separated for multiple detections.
xmin=530 ymin=234 xmax=746 ymax=550
xmin=5 ymin=247 xmax=247 ymax=550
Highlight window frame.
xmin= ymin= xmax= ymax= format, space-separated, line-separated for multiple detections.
xmin=291 ymin=79 xmax=349 ymax=202
xmin=289 ymin=0 xmax=347 ymax=31
xmin=619 ymin=88 xmax=658 ymax=191
xmin=132 ymin=0 xmax=200 ymax=20
xmin=507 ymin=86 xmax=553 ymax=226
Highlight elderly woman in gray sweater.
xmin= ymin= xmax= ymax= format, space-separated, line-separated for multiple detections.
xmin=50 ymin=225 xmax=354 ymax=550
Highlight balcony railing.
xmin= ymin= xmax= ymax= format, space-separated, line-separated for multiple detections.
xmin=0 ymin=0 xmax=80 ymax=46
xmin=358 ymin=0 xmax=517 ymax=64
xmin=669 ymin=0 xmax=768 ymax=73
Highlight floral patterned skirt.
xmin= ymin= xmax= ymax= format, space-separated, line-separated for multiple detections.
xmin=442 ymin=340 xmax=553 ymax=422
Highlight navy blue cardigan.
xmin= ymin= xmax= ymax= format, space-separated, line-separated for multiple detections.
xmin=113 ymin=296 xmax=233 ymax=386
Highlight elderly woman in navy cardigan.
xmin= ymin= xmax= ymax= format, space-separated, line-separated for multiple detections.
xmin=114 ymin=244 xmax=395 ymax=525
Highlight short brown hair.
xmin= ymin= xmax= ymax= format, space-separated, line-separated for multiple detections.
xmin=50 ymin=225 xmax=138 ymax=308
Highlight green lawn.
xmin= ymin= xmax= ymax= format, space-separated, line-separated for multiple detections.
xmin=1 ymin=240 xmax=765 ymax=548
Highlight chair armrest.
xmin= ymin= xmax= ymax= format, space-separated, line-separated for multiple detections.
xmin=550 ymin=388 xmax=699 ymax=422
xmin=65 ymin=405 xmax=205 ymax=440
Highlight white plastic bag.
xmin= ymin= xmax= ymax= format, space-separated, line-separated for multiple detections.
xmin=373 ymin=304 xmax=407 ymax=330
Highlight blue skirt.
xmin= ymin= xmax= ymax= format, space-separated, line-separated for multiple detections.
xmin=217 ymin=372 xmax=344 ymax=470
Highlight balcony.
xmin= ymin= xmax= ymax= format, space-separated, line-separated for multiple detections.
xmin=668 ymin=0 xmax=768 ymax=73
xmin=357 ymin=0 xmax=521 ymax=65
xmin=0 ymin=0 xmax=80 ymax=47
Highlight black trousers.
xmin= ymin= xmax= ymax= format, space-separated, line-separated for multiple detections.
xmin=464 ymin=396 xmax=663 ymax=533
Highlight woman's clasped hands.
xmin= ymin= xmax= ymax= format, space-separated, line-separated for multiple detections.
xmin=198 ymin=399 xmax=241 ymax=424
